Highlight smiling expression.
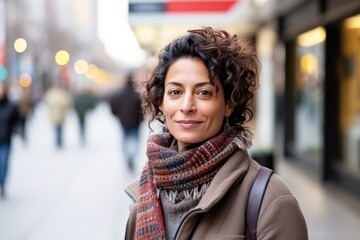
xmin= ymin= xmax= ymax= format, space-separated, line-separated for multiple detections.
xmin=162 ymin=57 xmax=233 ymax=150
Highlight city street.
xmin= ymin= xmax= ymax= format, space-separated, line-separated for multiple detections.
xmin=0 ymin=101 xmax=147 ymax=240
xmin=2 ymin=1 xmax=360 ymax=240
xmin=1 ymin=99 xmax=360 ymax=240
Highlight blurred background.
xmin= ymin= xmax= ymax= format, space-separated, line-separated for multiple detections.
xmin=0 ymin=0 xmax=360 ymax=239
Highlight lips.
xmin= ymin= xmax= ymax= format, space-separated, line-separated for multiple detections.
xmin=175 ymin=120 xmax=202 ymax=128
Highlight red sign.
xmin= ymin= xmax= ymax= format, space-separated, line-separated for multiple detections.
xmin=129 ymin=0 xmax=239 ymax=14
xmin=166 ymin=0 xmax=237 ymax=13
xmin=129 ymin=0 xmax=247 ymax=25
xmin=0 ymin=43 xmax=5 ymax=66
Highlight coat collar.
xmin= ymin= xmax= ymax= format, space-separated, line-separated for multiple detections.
xmin=124 ymin=178 xmax=139 ymax=202
xmin=196 ymin=149 xmax=250 ymax=210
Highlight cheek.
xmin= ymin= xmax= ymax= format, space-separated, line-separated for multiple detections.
xmin=212 ymin=109 xmax=226 ymax=123
xmin=211 ymin=101 xmax=227 ymax=116
xmin=201 ymin=105 xmax=225 ymax=124
xmin=162 ymin=101 xmax=177 ymax=117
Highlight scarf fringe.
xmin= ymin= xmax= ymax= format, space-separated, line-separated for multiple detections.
xmin=233 ymin=128 xmax=253 ymax=149
xmin=157 ymin=182 xmax=211 ymax=203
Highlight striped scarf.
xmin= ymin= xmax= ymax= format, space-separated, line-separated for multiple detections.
xmin=135 ymin=126 xmax=252 ymax=240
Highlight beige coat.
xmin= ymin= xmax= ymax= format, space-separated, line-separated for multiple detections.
xmin=125 ymin=150 xmax=308 ymax=240
xmin=44 ymin=86 xmax=72 ymax=126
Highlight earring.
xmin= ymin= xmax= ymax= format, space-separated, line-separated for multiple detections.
xmin=162 ymin=122 xmax=169 ymax=132
xmin=224 ymin=117 xmax=230 ymax=130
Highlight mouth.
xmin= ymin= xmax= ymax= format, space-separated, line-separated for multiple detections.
xmin=175 ymin=120 xmax=202 ymax=128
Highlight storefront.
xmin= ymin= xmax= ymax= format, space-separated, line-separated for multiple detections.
xmin=278 ymin=0 xmax=360 ymax=196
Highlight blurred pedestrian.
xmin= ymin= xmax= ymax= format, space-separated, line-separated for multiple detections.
xmin=17 ymin=86 xmax=34 ymax=144
xmin=73 ymin=84 xmax=97 ymax=145
xmin=110 ymin=74 xmax=143 ymax=170
xmin=0 ymin=81 xmax=20 ymax=198
xmin=44 ymin=83 xmax=72 ymax=148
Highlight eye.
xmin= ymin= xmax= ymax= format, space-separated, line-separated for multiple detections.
xmin=197 ymin=90 xmax=212 ymax=97
xmin=168 ymin=89 xmax=181 ymax=96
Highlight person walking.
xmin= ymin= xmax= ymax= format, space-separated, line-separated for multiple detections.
xmin=73 ymin=84 xmax=97 ymax=145
xmin=0 ymin=81 xmax=20 ymax=198
xmin=124 ymin=27 xmax=308 ymax=239
xmin=110 ymin=74 xmax=143 ymax=170
xmin=44 ymin=83 xmax=72 ymax=148
xmin=17 ymin=86 xmax=34 ymax=144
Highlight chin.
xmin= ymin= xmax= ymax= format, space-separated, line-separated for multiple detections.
xmin=177 ymin=136 xmax=207 ymax=145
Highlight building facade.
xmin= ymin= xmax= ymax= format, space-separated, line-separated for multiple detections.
xmin=271 ymin=0 xmax=360 ymax=196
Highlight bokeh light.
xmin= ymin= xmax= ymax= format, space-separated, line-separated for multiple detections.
xmin=300 ymin=53 xmax=318 ymax=75
xmin=85 ymin=64 xmax=98 ymax=79
xmin=18 ymin=73 xmax=32 ymax=87
xmin=0 ymin=66 xmax=7 ymax=81
xmin=14 ymin=38 xmax=27 ymax=53
xmin=74 ymin=59 xmax=89 ymax=74
xmin=55 ymin=50 xmax=70 ymax=66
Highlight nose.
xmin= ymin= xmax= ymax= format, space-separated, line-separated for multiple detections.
xmin=180 ymin=94 xmax=196 ymax=113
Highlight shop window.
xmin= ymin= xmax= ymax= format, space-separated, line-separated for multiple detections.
xmin=294 ymin=27 xmax=325 ymax=164
xmin=340 ymin=15 xmax=360 ymax=175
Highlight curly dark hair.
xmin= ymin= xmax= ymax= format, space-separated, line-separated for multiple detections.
xmin=142 ymin=26 xmax=260 ymax=127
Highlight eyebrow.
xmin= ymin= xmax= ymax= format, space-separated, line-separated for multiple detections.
xmin=166 ymin=81 xmax=214 ymax=88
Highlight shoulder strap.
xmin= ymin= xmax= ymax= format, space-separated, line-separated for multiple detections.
xmin=245 ymin=166 xmax=273 ymax=240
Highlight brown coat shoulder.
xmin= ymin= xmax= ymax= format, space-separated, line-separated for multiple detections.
xmin=125 ymin=150 xmax=308 ymax=240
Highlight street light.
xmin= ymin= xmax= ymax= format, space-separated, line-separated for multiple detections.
xmin=13 ymin=38 xmax=28 ymax=85
xmin=54 ymin=50 xmax=71 ymax=86
xmin=18 ymin=72 xmax=32 ymax=87
xmin=55 ymin=50 xmax=70 ymax=66
xmin=14 ymin=38 xmax=27 ymax=53
xmin=85 ymin=64 xmax=98 ymax=79
xmin=74 ymin=59 xmax=88 ymax=74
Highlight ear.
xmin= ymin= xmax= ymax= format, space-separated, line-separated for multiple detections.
xmin=225 ymin=101 xmax=234 ymax=117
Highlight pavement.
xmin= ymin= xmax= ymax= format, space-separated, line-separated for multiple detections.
xmin=1 ymin=100 xmax=360 ymax=240
xmin=0 ymin=101 xmax=147 ymax=240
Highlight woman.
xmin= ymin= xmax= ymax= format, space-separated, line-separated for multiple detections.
xmin=125 ymin=27 xmax=308 ymax=240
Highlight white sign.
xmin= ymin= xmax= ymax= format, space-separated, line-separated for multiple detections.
xmin=0 ymin=1 xmax=5 ymax=43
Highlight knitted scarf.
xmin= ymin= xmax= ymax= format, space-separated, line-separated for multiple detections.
xmin=135 ymin=126 xmax=252 ymax=240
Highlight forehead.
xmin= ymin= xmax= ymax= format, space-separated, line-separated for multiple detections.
xmin=170 ymin=57 xmax=207 ymax=72
xmin=165 ymin=57 xmax=211 ymax=82
xmin=165 ymin=58 xmax=223 ymax=93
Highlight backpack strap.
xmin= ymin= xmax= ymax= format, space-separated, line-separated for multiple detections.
xmin=245 ymin=166 xmax=273 ymax=240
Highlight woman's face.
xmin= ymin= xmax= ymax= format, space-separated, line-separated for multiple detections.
xmin=162 ymin=57 xmax=233 ymax=150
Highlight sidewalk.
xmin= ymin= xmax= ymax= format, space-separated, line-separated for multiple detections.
xmin=0 ymin=101 xmax=146 ymax=240
xmin=1 ymin=101 xmax=360 ymax=240
xmin=277 ymin=159 xmax=360 ymax=240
